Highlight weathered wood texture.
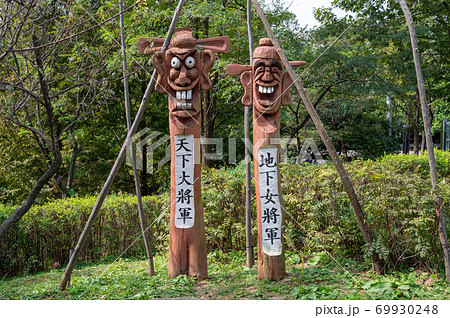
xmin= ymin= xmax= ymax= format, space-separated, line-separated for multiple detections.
xmin=58 ymin=0 xmax=187 ymax=291
xmin=398 ymin=0 xmax=450 ymax=280
xmin=149 ymin=28 xmax=230 ymax=279
xmin=245 ymin=0 xmax=255 ymax=268
xmin=119 ymin=0 xmax=154 ymax=276
xmin=227 ymin=38 xmax=305 ymax=280
xmin=250 ymin=0 xmax=385 ymax=273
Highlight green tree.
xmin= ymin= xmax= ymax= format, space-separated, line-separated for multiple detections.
xmin=0 ymin=0 xmax=120 ymax=239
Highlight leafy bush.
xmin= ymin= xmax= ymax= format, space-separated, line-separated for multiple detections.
xmin=202 ymin=164 xmax=253 ymax=252
xmin=0 ymin=194 xmax=170 ymax=276
xmin=1 ymin=151 xmax=450 ymax=276
xmin=282 ymin=150 xmax=450 ymax=273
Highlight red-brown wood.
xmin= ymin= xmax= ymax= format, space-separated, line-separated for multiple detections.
xmin=226 ymin=38 xmax=305 ymax=281
xmin=148 ymin=28 xmax=229 ymax=279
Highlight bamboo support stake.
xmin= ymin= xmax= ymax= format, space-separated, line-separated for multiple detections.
xmin=250 ymin=0 xmax=384 ymax=273
xmin=58 ymin=0 xmax=187 ymax=290
xmin=67 ymin=250 xmax=72 ymax=288
xmin=119 ymin=0 xmax=155 ymax=276
xmin=245 ymin=0 xmax=255 ymax=268
xmin=398 ymin=0 xmax=450 ymax=280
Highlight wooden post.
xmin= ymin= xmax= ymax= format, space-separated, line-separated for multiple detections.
xmin=398 ymin=0 xmax=450 ymax=280
xmin=58 ymin=0 xmax=187 ymax=291
xmin=250 ymin=0 xmax=385 ymax=274
xmin=67 ymin=249 xmax=72 ymax=288
xmin=226 ymin=39 xmax=306 ymax=280
xmin=140 ymin=28 xmax=230 ymax=279
xmin=119 ymin=0 xmax=155 ymax=276
xmin=245 ymin=0 xmax=255 ymax=268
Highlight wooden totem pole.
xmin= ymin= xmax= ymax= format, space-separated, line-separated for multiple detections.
xmin=226 ymin=38 xmax=305 ymax=280
xmin=139 ymin=28 xmax=230 ymax=279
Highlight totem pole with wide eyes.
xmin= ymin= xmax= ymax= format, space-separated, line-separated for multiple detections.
xmin=139 ymin=28 xmax=230 ymax=279
xmin=226 ymin=38 xmax=306 ymax=280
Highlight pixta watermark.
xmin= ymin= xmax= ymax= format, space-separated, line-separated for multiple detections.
xmin=126 ymin=129 xmax=326 ymax=173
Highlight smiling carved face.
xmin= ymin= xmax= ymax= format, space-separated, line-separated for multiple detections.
xmin=225 ymin=38 xmax=306 ymax=130
xmin=253 ymin=58 xmax=283 ymax=114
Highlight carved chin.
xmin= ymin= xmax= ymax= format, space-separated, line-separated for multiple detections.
xmin=171 ymin=103 xmax=200 ymax=118
xmin=254 ymin=84 xmax=281 ymax=114
xmin=170 ymin=111 xmax=200 ymax=129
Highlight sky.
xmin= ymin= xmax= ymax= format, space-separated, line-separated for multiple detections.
xmin=283 ymin=0 xmax=348 ymax=28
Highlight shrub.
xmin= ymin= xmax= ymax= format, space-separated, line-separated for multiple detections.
xmin=1 ymin=151 xmax=449 ymax=276
xmin=282 ymin=150 xmax=450 ymax=272
xmin=0 ymin=194 xmax=169 ymax=276
xmin=202 ymin=163 xmax=252 ymax=252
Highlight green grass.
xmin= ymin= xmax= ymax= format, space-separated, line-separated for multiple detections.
xmin=1 ymin=251 xmax=450 ymax=300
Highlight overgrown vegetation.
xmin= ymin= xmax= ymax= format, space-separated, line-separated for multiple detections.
xmin=1 ymin=251 xmax=450 ymax=300
xmin=0 ymin=0 xmax=449 ymax=301
xmin=2 ymin=151 xmax=449 ymax=278
xmin=283 ymin=150 xmax=450 ymax=274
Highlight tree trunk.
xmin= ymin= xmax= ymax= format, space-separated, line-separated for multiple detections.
xmin=413 ymin=93 xmax=420 ymax=154
xmin=421 ymin=131 xmax=426 ymax=154
xmin=0 ymin=157 xmax=61 ymax=241
xmin=398 ymin=0 xmax=450 ymax=280
xmin=403 ymin=122 xmax=410 ymax=154
xmin=0 ymin=35 xmax=62 ymax=241
xmin=66 ymin=133 xmax=81 ymax=197
xmin=141 ymin=115 xmax=149 ymax=196
xmin=119 ymin=0 xmax=154 ymax=276
xmin=413 ymin=120 xmax=420 ymax=154
xmin=142 ymin=142 xmax=149 ymax=196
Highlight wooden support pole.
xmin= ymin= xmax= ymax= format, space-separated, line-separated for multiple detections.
xmin=245 ymin=0 xmax=255 ymax=268
xmin=58 ymin=0 xmax=186 ymax=291
xmin=398 ymin=0 xmax=450 ymax=280
xmin=250 ymin=0 xmax=384 ymax=273
xmin=67 ymin=249 xmax=72 ymax=288
xmin=119 ymin=0 xmax=155 ymax=276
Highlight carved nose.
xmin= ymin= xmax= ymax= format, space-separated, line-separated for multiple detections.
xmin=262 ymin=67 xmax=273 ymax=82
xmin=175 ymin=66 xmax=191 ymax=86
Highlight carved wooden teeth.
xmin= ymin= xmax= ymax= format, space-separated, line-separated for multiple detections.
xmin=176 ymin=90 xmax=192 ymax=100
xmin=176 ymin=102 xmax=193 ymax=109
xmin=258 ymin=86 xmax=275 ymax=94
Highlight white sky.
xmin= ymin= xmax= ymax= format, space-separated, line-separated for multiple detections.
xmin=283 ymin=0 xmax=348 ymax=28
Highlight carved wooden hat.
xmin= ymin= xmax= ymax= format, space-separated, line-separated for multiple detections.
xmin=138 ymin=28 xmax=230 ymax=55
xmin=254 ymin=38 xmax=281 ymax=60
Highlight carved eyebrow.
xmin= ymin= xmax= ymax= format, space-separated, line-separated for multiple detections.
xmin=272 ymin=61 xmax=282 ymax=68
xmin=254 ymin=61 xmax=265 ymax=69
xmin=174 ymin=49 xmax=196 ymax=58
xmin=175 ymin=52 xmax=188 ymax=58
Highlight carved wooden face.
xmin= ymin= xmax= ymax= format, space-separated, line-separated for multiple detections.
xmin=153 ymin=48 xmax=214 ymax=126
xmin=167 ymin=49 xmax=200 ymax=94
xmin=252 ymin=58 xmax=283 ymax=114
xmin=143 ymin=28 xmax=229 ymax=128
xmin=225 ymin=38 xmax=306 ymax=116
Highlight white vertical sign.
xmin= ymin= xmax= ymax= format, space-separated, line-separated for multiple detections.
xmin=174 ymin=135 xmax=195 ymax=229
xmin=258 ymin=147 xmax=282 ymax=256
